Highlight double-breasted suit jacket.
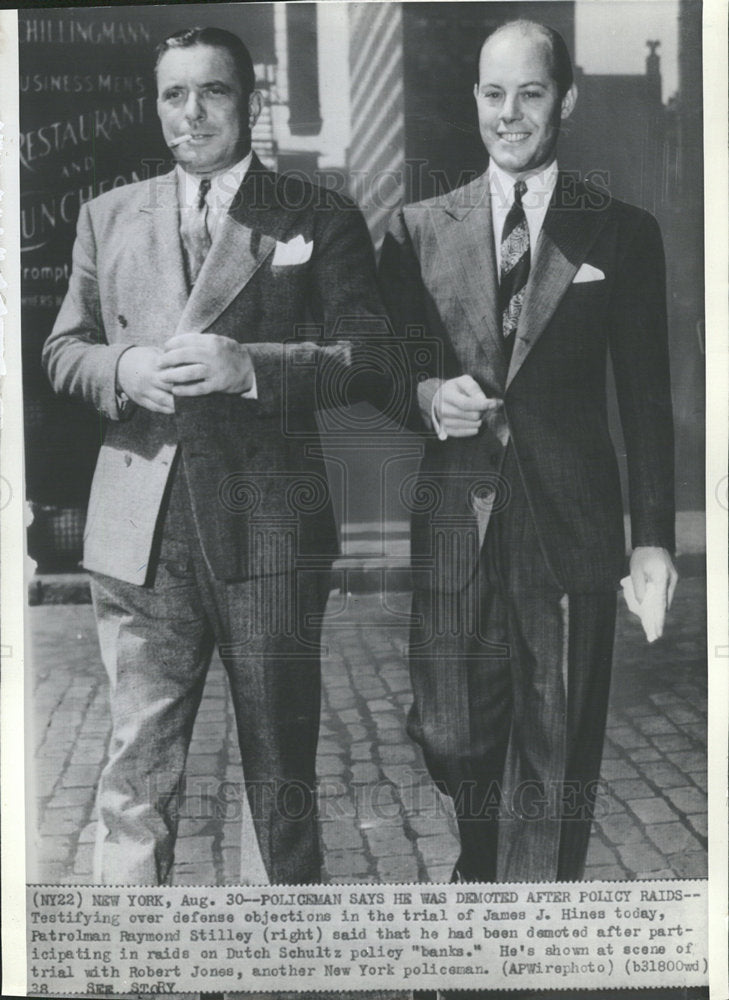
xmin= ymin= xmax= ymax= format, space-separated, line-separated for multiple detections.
xmin=43 ymin=154 xmax=392 ymax=885
xmin=379 ymin=170 xmax=675 ymax=881
xmin=44 ymin=154 xmax=390 ymax=586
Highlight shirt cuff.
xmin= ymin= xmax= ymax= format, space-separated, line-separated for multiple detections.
xmin=430 ymin=392 xmax=447 ymax=440
xmin=114 ymin=345 xmax=137 ymax=418
xmin=241 ymin=369 xmax=258 ymax=399
xmin=416 ymin=377 xmax=447 ymax=439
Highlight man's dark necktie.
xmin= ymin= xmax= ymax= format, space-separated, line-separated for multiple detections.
xmin=499 ymin=179 xmax=530 ymax=359
xmin=180 ymin=177 xmax=212 ymax=287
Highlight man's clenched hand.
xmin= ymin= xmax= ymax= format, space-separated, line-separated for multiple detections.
xmin=432 ymin=374 xmax=501 ymax=439
xmin=629 ymin=545 xmax=679 ymax=638
xmin=160 ymin=333 xmax=255 ymax=396
xmin=116 ymin=345 xmax=175 ymax=414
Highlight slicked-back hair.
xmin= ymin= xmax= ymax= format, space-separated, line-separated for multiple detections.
xmin=475 ymin=20 xmax=574 ymax=99
xmin=155 ymin=26 xmax=256 ymax=98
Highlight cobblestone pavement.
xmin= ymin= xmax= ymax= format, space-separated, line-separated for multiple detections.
xmin=25 ymin=577 xmax=708 ymax=999
xmin=28 ymin=577 xmax=707 ymax=886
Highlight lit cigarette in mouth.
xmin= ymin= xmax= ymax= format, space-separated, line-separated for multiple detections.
xmin=169 ymin=134 xmax=193 ymax=148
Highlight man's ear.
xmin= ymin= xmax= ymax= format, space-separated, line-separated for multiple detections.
xmin=248 ymin=90 xmax=263 ymax=130
xmin=560 ymin=83 xmax=578 ymax=120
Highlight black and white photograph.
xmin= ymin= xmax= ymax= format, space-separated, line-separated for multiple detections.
xmin=1 ymin=0 xmax=724 ymax=997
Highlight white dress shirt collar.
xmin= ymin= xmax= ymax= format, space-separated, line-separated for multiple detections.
xmin=176 ymin=151 xmax=253 ymax=235
xmin=488 ymin=160 xmax=559 ymax=250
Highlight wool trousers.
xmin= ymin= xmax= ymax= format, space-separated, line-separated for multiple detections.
xmin=407 ymin=447 xmax=617 ymax=882
xmin=90 ymin=457 xmax=330 ymax=885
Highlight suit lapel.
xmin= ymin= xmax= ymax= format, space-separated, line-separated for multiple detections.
xmin=506 ymin=173 xmax=610 ymax=389
xmin=137 ymin=170 xmax=189 ymax=334
xmin=438 ymin=174 xmax=507 ymax=383
xmin=177 ymin=155 xmax=298 ymax=335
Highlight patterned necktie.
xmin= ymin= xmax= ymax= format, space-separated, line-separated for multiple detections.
xmin=180 ymin=177 xmax=212 ymax=287
xmin=499 ymin=179 xmax=530 ymax=357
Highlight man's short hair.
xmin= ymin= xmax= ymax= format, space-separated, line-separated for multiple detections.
xmin=155 ymin=26 xmax=256 ymax=97
xmin=475 ymin=20 xmax=574 ymax=99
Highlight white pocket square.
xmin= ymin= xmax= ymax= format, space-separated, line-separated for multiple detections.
xmin=272 ymin=235 xmax=313 ymax=266
xmin=573 ymin=262 xmax=605 ymax=283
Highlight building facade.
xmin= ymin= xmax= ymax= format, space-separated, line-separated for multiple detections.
xmin=19 ymin=2 xmax=704 ymax=571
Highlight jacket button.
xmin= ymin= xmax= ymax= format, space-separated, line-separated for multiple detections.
xmin=124 ymin=454 xmax=132 ymax=467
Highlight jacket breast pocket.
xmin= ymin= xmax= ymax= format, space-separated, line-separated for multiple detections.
xmin=568 ymin=278 xmax=607 ymax=295
xmin=561 ymin=280 xmax=610 ymax=315
xmin=270 ymin=262 xmax=310 ymax=279
xmin=567 ymin=269 xmax=611 ymax=297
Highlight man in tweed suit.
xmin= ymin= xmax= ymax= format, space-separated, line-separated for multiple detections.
xmin=43 ymin=26 xmax=391 ymax=885
xmin=380 ymin=19 xmax=677 ymax=887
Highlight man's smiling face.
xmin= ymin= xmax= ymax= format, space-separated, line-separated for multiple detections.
xmin=474 ymin=26 xmax=576 ymax=178
xmin=156 ymin=43 xmax=248 ymax=176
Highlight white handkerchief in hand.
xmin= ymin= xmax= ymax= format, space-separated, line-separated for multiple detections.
xmin=621 ymin=576 xmax=665 ymax=643
xmin=572 ymin=262 xmax=605 ymax=283
xmin=272 ymin=234 xmax=313 ymax=266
